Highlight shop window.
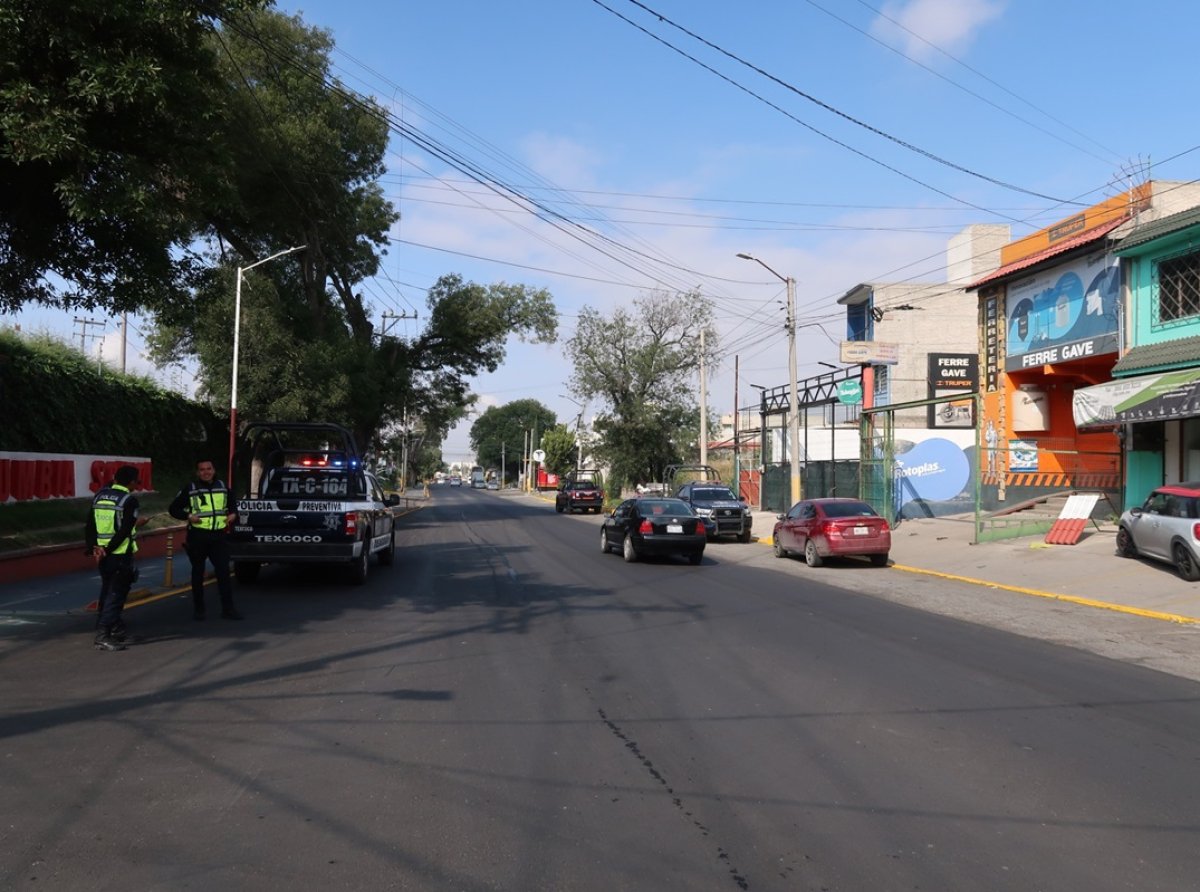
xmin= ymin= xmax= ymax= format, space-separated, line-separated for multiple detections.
xmin=1156 ymin=249 xmax=1200 ymax=322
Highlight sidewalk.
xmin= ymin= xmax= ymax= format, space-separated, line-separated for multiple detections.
xmin=748 ymin=507 xmax=1200 ymax=625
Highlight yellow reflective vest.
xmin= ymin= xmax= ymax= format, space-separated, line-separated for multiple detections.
xmin=92 ymin=484 xmax=138 ymax=555
xmin=187 ymin=481 xmax=230 ymax=532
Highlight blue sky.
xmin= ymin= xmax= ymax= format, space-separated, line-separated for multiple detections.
xmin=9 ymin=0 xmax=1200 ymax=462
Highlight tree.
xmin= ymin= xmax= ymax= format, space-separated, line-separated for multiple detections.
xmin=469 ymin=399 xmax=556 ymax=483
xmin=540 ymin=424 xmax=579 ymax=477
xmin=565 ymin=289 xmax=717 ymax=494
xmin=0 ymin=0 xmax=269 ymax=312
xmin=146 ymin=8 xmax=558 ymax=449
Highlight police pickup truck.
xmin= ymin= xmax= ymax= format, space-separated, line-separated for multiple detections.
xmin=227 ymin=422 xmax=399 ymax=585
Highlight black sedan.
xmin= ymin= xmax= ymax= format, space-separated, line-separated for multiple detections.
xmin=600 ymin=497 xmax=707 ymax=564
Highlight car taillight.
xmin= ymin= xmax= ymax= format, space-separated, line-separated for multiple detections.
xmin=344 ymin=512 xmax=358 ymax=536
xmin=821 ymin=520 xmax=838 ymax=536
xmin=1193 ymin=522 xmax=1200 ymax=540
xmin=639 ymin=520 xmax=653 ymax=533
xmin=695 ymin=520 xmax=706 ymax=535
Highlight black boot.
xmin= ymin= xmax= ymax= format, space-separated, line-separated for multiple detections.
xmin=94 ymin=629 xmax=126 ymax=652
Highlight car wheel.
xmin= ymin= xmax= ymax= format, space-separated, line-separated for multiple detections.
xmin=1173 ymin=543 xmax=1200 ymax=581
xmin=804 ymin=539 xmax=824 ymax=568
xmin=378 ymin=529 xmax=395 ymax=566
xmin=555 ymin=501 xmax=564 ymax=513
xmin=869 ymin=553 xmax=889 ymax=567
xmin=773 ymin=536 xmax=787 ymax=559
xmin=600 ymin=528 xmax=611 ymax=554
xmin=348 ymin=541 xmax=369 ymax=585
xmin=1115 ymin=526 xmax=1138 ymax=558
xmin=687 ymin=551 xmax=703 ymax=565
xmin=234 ymin=561 xmax=260 ymax=584
xmin=622 ymin=534 xmax=639 ymax=563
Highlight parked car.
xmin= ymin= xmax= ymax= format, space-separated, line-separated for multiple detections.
xmin=600 ymin=497 xmax=707 ymax=564
xmin=674 ymin=481 xmax=753 ymax=542
xmin=773 ymin=498 xmax=890 ymax=567
xmin=1116 ymin=483 xmax=1200 ymax=580
xmin=486 ymin=480 xmax=500 ymax=490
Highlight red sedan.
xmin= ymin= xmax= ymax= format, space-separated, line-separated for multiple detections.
xmin=772 ymin=498 xmax=891 ymax=567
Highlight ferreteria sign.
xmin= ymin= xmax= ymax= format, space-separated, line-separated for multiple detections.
xmin=927 ymin=353 xmax=977 ymax=428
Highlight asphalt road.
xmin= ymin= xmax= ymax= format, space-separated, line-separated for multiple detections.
xmin=3 ymin=487 xmax=1200 ymax=890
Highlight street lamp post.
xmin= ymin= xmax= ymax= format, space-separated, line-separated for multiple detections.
xmin=738 ymin=253 xmax=801 ymax=507
xmin=228 ymin=245 xmax=307 ymax=483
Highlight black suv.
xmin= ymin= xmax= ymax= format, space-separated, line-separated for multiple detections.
xmin=674 ymin=481 xmax=753 ymax=542
xmin=555 ymin=472 xmax=605 ymax=514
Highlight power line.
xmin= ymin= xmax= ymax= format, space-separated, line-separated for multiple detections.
xmin=601 ymin=0 xmax=1076 ymax=207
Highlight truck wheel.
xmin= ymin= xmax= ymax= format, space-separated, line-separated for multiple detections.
xmin=555 ymin=501 xmax=564 ymax=513
xmin=378 ymin=529 xmax=395 ymax=566
xmin=348 ymin=542 xmax=369 ymax=585
xmin=234 ymin=561 xmax=260 ymax=584
xmin=739 ymin=529 xmax=753 ymax=544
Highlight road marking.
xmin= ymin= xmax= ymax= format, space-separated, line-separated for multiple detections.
xmin=892 ymin=564 xmax=1200 ymax=626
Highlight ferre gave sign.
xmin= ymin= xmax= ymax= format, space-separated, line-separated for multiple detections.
xmin=927 ymin=353 xmax=978 ymax=428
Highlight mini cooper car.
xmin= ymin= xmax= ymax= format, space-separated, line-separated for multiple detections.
xmin=1117 ymin=483 xmax=1200 ymax=581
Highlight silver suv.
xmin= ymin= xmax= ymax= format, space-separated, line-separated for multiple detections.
xmin=1116 ymin=483 xmax=1200 ymax=580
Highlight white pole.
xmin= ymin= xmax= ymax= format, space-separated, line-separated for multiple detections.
xmin=228 ymin=245 xmax=306 ymax=483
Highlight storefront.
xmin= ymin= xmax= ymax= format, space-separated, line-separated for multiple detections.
xmin=968 ymin=196 xmax=1133 ymax=511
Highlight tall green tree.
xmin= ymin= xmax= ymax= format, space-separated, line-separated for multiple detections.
xmin=147 ymin=8 xmax=557 ymax=448
xmin=0 ymin=0 xmax=269 ymax=312
xmin=565 ymin=289 xmax=717 ymax=494
xmin=540 ymin=424 xmax=579 ymax=477
xmin=469 ymin=399 xmax=556 ymax=483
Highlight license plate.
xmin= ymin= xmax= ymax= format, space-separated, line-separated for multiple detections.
xmin=853 ymin=525 xmax=869 ymax=536
xmin=667 ymin=524 xmax=684 ymax=534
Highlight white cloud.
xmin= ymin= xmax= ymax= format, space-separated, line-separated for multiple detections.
xmin=871 ymin=0 xmax=1005 ymax=60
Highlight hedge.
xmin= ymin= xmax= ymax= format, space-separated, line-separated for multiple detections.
xmin=0 ymin=329 xmax=224 ymax=474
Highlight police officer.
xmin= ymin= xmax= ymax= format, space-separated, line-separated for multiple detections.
xmin=169 ymin=457 xmax=242 ymax=620
xmin=85 ymin=465 xmax=145 ymax=651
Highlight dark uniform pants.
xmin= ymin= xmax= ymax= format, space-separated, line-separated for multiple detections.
xmin=97 ymin=554 xmax=136 ymax=631
xmin=186 ymin=530 xmax=235 ymax=612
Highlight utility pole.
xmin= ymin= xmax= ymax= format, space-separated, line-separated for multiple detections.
xmin=380 ymin=310 xmax=418 ymax=336
xmin=399 ymin=405 xmax=409 ymax=492
xmin=736 ymin=253 xmax=802 ymax=506
xmin=501 ymin=441 xmax=506 ymax=487
xmin=785 ymin=274 xmax=800 ymax=506
xmin=118 ymin=313 xmax=128 ymax=374
xmin=733 ymin=354 xmax=740 ymax=498
xmin=699 ymin=327 xmax=708 ymax=466
xmin=73 ymin=317 xmax=104 ymax=357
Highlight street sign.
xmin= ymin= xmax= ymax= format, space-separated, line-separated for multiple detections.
xmin=836 ymin=379 xmax=863 ymax=405
xmin=532 ymin=449 xmax=546 ymax=462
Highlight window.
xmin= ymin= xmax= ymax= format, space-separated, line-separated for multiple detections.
xmin=1156 ymin=249 xmax=1200 ymax=322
